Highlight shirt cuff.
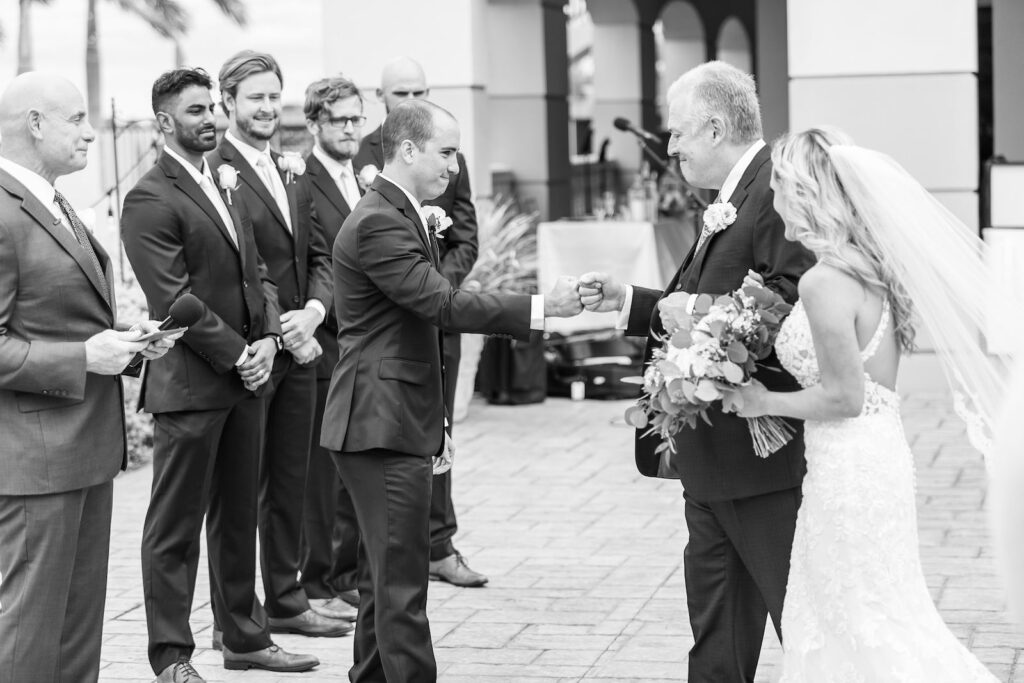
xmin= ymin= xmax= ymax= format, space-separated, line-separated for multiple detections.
xmin=530 ymin=294 xmax=544 ymax=330
xmin=614 ymin=285 xmax=635 ymax=330
xmin=235 ymin=347 xmax=250 ymax=367
xmin=304 ymin=299 xmax=327 ymax=323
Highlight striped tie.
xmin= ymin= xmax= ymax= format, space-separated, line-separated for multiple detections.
xmin=53 ymin=190 xmax=110 ymax=304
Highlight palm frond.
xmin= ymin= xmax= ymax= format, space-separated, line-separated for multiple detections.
xmin=110 ymin=0 xmax=189 ymax=38
xmin=464 ymin=199 xmax=538 ymax=295
xmin=208 ymin=0 xmax=247 ymax=26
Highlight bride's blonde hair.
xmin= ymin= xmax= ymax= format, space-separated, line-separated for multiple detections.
xmin=771 ymin=126 xmax=916 ymax=352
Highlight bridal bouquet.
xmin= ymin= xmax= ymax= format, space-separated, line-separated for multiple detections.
xmin=624 ymin=285 xmax=795 ymax=458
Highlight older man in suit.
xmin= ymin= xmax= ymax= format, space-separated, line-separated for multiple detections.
xmin=208 ymin=51 xmax=350 ymax=641
xmin=122 ymin=68 xmax=318 ymax=681
xmin=0 ymin=72 xmax=176 ymax=683
xmin=579 ymin=61 xmax=815 ymax=682
xmin=296 ymin=75 xmax=365 ymax=619
xmin=324 ymin=98 xmax=582 ymax=683
xmin=354 ymin=56 xmax=485 ymax=587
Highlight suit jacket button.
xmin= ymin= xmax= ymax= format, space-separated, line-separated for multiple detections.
xmin=242 ymin=324 xmax=250 ymax=334
xmin=292 ymin=296 xmax=300 ymax=304
xmin=243 ymin=281 xmax=249 ymax=288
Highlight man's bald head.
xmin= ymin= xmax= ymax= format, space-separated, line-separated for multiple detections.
xmin=0 ymin=72 xmax=94 ymax=183
xmin=377 ymin=57 xmax=429 ymax=114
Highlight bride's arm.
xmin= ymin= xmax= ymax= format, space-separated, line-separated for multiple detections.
xmin=738 ymin=265 xmax=866 ymax=421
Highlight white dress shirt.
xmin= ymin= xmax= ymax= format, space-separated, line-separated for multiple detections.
xmin=0 ymin=156 xmax=72 ymax=234
xmin=616 ymin=139 xmax=766 ymax=327
xmin=376 ymin=174 xmax=545 ymax=330
xmin=312 ymin=145 xmax=361 ymax=209
xmin=162 ymin=146 xmax=237 ymax=247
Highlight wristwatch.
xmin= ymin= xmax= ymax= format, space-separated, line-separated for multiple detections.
xmin=266 ymin=333 xmax=284 ymax=353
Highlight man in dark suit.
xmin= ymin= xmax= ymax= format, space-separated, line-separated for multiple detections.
xmin=122 ymin=68 xmax=319 ymax=680
xmin=354 ymin=56 xmax=485 ymax=587
xmin=296 ymin=75 xmax=365 ymax=620
xmin=0 ymin=72 xmax=176 ymax=683
xmin=208 ymin=51 xmax=351 ymax=640
xmin=579 ymin=62 xmax=815 ymax=682
xmin=324 ymin=99 xmax=582 ymax=683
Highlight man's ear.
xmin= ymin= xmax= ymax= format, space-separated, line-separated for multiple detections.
xmin=26 ymin=109 xmax=44 ymax=140
xmin=399 ymin=139 xmax=416 ymax=163
xmin=222 ymin=93 xmax=236 ymax=118
xmin=304 ymin=118 xmax=319 ymax=138
xmin=708 ymin=115 xmax=727 ymax=145
xmin=376 ymin=88 xmax=385 ymax=104
xmin=155 ymin=112 xmax=174 ymax=136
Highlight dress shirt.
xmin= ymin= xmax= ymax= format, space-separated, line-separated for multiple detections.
xmin=312 ymin=145 xmax=361 ymax=208
xmin=162 ymin=146 xmax=237 ymax=247
xmin=376 ymin=173 xmax=544 ymax=330
xmin=616 ymin=139 xmax=767 ymax=327
xmin=0 ymin=156 xmax=72 ymax=235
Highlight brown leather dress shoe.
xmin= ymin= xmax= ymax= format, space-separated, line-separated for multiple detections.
xmin=222 ymin=644 xmax=319 ymax=672
xmin=268 ymin=607 xmax=354 ymax=637
xmin=155 ymin=659 xmax=206 ymax=682
xmin=339 ymin=588 xmax=359 ymax=607
xmin=309 ymin=596 xmax=358 ymax=621
xmin=428 ymin=552 xmax=489 ymax=587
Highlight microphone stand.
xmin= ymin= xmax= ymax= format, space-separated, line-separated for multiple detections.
xmin=635 ymin=138 xmax=707 ymax=211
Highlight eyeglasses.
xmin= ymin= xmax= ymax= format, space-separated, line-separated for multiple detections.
xmin=390 ymin=89 xmax=428 ymax=99
xmin=321 ymin=115 xmax=366 ymax=129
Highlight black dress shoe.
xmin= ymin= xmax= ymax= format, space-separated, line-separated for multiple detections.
xmin=222 ymin=644 xmax=319 ymax=672
xmin=339 ymin=589 xmax=359 ymax=607
xmin=429 ymin=551 xmax=488 ymax=587
xmin=268 ymin=608 xmax=354 ymax=637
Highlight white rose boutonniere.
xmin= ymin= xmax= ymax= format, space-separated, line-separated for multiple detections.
xmin=277 ymin=152 xmax=306 ymax=184
xmin=357 ymin=164 xmax=379 ymax=191
xmin=217 ymin=165 xmax=240 ymax=205
xmin=702 ymin=201 xmax=737 ymax=237
xmin=422 ymin=205 xmax=453 ymax=239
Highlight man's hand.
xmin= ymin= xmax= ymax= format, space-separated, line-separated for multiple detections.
xmin=237 ymin=337 xmax=277 ymax=391
xmin=85 ymin=329 xmax=150 ymax=375
xmin=281 ymin=307 xmax=322 ymax=350
xmin=289 ymin=337 xmax=323 ymax=365
xmin=578 ymin=272 xmax=627 ymax=313
xmin=433 ymin=431 xmax=454 ymax=475
xmin=129 ymin=320 xmax=185 ymax=362
xmin=543 ymin=275 xmax=583 ymax=318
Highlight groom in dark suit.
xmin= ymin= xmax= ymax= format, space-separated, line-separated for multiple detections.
xmin=353 ymin=57 xmax=486 ymax=587
xmin=580 ymin=61 xmax=815 ymax=682
xmin=322 ymin=99 xmax=582 ymax=683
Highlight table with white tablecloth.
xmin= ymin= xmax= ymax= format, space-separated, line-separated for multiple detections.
xmin=537 ymin=219 xmax=695 ymax=334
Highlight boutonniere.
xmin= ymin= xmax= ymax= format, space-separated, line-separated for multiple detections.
xmin=702 ymin=201 xmax=737 ymax=236
xmin=277 ymin=152 xmax=306 ymax=184
xmin=357 ymin=164 xmax=379 ymax=191
xmin=422 ymin=206 xmax=453 ymax=239
xmin=217 ymin=165 xmax=239 ymax=205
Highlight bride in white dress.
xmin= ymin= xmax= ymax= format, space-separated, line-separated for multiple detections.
xmin=735 ymin=127 xmax=1004 ymax=682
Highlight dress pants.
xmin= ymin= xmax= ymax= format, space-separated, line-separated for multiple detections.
xmin=143 ymin=398 xmax=272 ymax=674
xmin=683 ymin=485 xmax=801 ymax=683
xmin=428 ymin=333 xmax=460 ymax=562
xmin=0 ymin=480 xmax=113 ymax=683
xmin=259 ymin=356 xmax=317 ymax=617
xmin=335 ymin=450 xmax=436 ymax=683
xmin=300 ymin=376 xmax=359 ymax=598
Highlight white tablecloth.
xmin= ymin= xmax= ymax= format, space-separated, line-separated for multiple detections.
xmin=537 ymin=220 xmax=694 ymax=334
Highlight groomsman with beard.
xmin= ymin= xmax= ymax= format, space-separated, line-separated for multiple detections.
xmin=207 ymin=51 xmax=351 ymax=640
xmin=296 ymin=75 xmax=365 ymax=618
xmin=323 ymin=98 xmax=583 ymax=682
xmin=122 ymin=67 xmax=319 ymax=680
xmin=354 ymin=56 xmax=486 ymax=588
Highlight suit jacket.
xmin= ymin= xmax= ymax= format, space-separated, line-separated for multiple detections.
xmin=300 ymin=152 xmax=359 ymax=380
xmin=0 ymin=168 xmax=127 ymax=495
xmin=355 ymin=125 xmax=479 ymax=288
xmin=208 ymin=139 xmax=332 ymax=321
xmin=321 ymin=176 xmax=531 ymax=457
xmin=626 ymin=146 xmax=815 ymax=501
xmin=121 ymin=152 xmax=282 ymax=413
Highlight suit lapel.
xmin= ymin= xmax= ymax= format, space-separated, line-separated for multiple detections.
xmin=371 ymin=176 xmax=437 ymax=267
xmin=306 ymin=154 xmax=352 ymax=217
xmin=273 ymin=150 xmax=302 ymax=250
xmin=219 ymin=139 xmax=291 ymax=236
xmin=160 ymin=154 xmax=240 ymax=255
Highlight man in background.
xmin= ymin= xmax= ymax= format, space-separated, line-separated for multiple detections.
xmin=354 ymin=56 xmax=485 ymax=587
xmin=297 ymin=74 xmax=365 ymax=619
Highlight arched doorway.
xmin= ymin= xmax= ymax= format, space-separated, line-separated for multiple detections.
xmin=717 ymin=16 xmax=752 ymax=74
xmin=656 ymin=1 xmax=706 ymax=127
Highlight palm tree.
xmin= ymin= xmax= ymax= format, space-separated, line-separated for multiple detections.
xmin=86 ymin=0 xmax=248 ymax=122
xmin=17 ymin=0 xmax=52 ymax=74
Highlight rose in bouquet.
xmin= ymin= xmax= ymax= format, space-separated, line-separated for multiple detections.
xmin=624 ymin=284 xmax=794 ymax=458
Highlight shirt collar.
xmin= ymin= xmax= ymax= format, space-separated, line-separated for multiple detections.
xmin=0 ymin=156 xmax=57 ymax=211
xmin=718 ymin=139 xmax=766 ymax=204
xmin=225 ymin=129 xmax=272 ymax=170
xmin=377 ymin=172 xmax=427 ymax=232
xmin=162 ymin=145 xmax=210 ymax=186
xmin=312 ymin=144 xmax=354 ymax=182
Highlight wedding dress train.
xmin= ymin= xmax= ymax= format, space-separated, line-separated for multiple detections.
xmin=775 ymin=299 xmax=997 ymax=682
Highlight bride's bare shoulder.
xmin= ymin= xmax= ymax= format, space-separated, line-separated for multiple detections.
xmin=798 ymin=262 xmax=864 ymax=309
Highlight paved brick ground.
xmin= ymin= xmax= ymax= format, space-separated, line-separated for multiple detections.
xmin=99 ymin=392 xmax=1023 ymax=682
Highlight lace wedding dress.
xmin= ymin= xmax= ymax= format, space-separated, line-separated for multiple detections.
xmin=774 ymin=299 xmax=998 ymax=682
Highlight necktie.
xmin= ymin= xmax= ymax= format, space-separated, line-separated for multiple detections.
xmin=338 ymin=165 xmax=359 ymax=208
xmin=199 ymin=174 xmax=238 ymax=247
xmin=256 ymin=155 xmax=292 ymax=233
xmin=53 ymin=190 xmax=110 ymax=304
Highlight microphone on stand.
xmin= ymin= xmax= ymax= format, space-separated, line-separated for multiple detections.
xmin=612 ymin=116 xmax=708 ymax=211
xmin=126 ymin=293 xmax=203 ymax=370
xmin=613 ymin=117 xmax=661 ymax=145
